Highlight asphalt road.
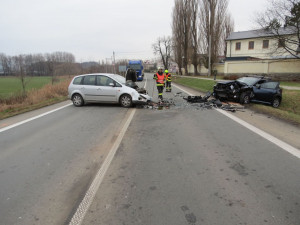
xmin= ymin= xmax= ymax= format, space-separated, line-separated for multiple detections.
xmin=0 ymin=73 xmax=299 ymax=225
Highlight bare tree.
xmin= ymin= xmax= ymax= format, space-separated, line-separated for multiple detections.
xmin=172 ymin=0 xmax=184 ymax=74
xmin=0 ymin=53 xmax=12 ymax=76
xmin=152 ymin=36 xmax=173 ymax=69
xmin=223 ymin=13 xmax=234 ymax=57
xmin=172 ymin=0 xmax=192 ymax=75
xmin=256 ymin=0 xmax=300 ymax=58
xmin=199 ymin=0 xmax=231 ymax=71
xmin=190 ymin=0 xmax=200 ymax=75
xmin=12 ymin=55 xmax=28 ymax=96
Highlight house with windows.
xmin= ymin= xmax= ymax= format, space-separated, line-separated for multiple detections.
xmin=224 ymin=27 xmax=300 ymax=80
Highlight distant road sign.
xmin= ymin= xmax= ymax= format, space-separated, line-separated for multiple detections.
xmin=119 ymin=65 xmax=127 ymax=72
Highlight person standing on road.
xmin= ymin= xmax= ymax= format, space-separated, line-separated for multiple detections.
xmin=165 ymin=69 xmax=172 ymax=92
xmin=125 ymin=66 xmax=138 ymax=89
xmin=153 ymin=67 xmax=165 ymax=101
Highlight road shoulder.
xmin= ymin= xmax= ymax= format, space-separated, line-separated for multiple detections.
xmin=0 ymin=100 xmax=72 ymax=129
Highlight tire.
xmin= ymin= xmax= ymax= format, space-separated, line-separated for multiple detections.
xmin=119 ymin=94 xmax=132 ymax=108
xmin=239 ymin=92 xmax=250 ymax=104
xmin=72 ymin=94 xmax=84 ymax=107
xmin=272 ymin=97 xmax=280 ymax=108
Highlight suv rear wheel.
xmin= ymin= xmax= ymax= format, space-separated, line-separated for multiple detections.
xmin=272 ymin=97 xmax=280 ymax=108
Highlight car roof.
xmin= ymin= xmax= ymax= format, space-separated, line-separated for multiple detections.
xmin=75 ymin=73 xmax=118 ymax=77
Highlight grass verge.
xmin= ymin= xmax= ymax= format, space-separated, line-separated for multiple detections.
xmin=174 ymin=76 xmax=300 ymax=126
xmin=173 ymin=76 xmax=216 ymax=92
xmin=0 ymin=77 xmax=72 ymax=120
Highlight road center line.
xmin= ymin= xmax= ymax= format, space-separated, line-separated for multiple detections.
xmin=68 ymin=108 xmax=136 ymax=225
xmin=173 ymin=83 xmax=300 ymax=159
xmin=0 ymin=103 xmax=73 ymax=133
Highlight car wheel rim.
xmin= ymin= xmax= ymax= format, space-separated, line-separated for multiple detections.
xmin=273 ymin=99 xmax=279 ymax=107
xmin=73 ymin=95 xmax=82 ymax=105
xmin=121 ymin=96 xmax=131 ymax=107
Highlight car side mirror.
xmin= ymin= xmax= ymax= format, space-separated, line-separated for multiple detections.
xmin=256 ymin=84 xmax=261 ymax=89
xmin=108 ymin=83 xmax=115 ymax=87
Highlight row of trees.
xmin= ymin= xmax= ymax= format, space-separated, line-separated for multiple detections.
xmin=153 ymin=0 xmax=234 ymax=75
xmin=0 ymin=52 xmax=134 ymax=78
xmin=0 ymin=52 xmax=77 ymax=78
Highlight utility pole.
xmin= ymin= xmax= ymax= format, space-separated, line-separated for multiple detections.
xmin=113 ymin=51 xmax=116 ymax=74
xmin=105 ymin=58 xmax=110 ymax=73
xmin=208 ymin=0 xmax=212 ymax=77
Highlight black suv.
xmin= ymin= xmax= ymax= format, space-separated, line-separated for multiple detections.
xmin=213 ymin=76 xmax=282 ymax=108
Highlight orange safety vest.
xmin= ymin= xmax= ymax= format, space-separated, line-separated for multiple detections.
xmin=156 ymin=73 xmax=165 ymax=84
xmin=165 ymin=73 xmax=171 ymax=81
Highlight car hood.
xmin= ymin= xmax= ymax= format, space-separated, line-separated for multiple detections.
xmin=216 ymin=80 xmax=235 ymax=85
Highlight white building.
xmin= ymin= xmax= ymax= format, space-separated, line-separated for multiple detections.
xmin=224 ymin=27 xmax=300 ymax=79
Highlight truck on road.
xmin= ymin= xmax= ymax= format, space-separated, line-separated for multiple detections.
xmin=128 ymin=60 xmax=144 ymax=81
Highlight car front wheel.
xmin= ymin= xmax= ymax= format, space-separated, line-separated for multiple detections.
xmin=239 ymin=92 xmax=250 ymax=104
xmin=120 ymin=94 xmax=132 ymax=108
xmin=72 ymin=94 xmax=84 ymax=107
xmin=272 ymin=97 xmax=280 ymax=108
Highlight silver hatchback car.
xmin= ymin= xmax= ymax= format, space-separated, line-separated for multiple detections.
xmin=68 ymin=73 xmax=151 ymax=107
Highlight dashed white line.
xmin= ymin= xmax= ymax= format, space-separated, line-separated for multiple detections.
xmin=173 ymin=83 xmax=300 ymax=159
xmin=143 ymin=76 xmax=148 ymax=89
xmin=68 ymin=108 xmax=136 ymax=225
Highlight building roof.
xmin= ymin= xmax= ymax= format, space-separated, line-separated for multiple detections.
xmin=226 ymin=26 xmax=297 ymax=41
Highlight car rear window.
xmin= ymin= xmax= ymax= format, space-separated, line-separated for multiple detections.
xmin=73 ymin=76 xmax=83 ymax=85
xmin=82 ymin=75 xmax=96 ymax=85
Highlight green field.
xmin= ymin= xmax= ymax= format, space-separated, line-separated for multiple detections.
xmin=0 ymin=76 xmax=52 ymax=98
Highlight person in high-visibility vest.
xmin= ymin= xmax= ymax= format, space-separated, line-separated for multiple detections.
xmin=165 ymin=69 xmax=172 ymax=92
xmin=153 ymin=67 xmax=165 ymax=100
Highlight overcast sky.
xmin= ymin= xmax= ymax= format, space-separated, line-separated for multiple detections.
xmin=0 ymin=0 xmax=267 ymax=62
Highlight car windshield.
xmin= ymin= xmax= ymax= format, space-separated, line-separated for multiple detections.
xmin=110 ymin=74 xmax=125 ymax=85
xmin=237 ymin=77 xmax=260 ymax=85
xmin=129 ymin=64 xmax=142 ymax=70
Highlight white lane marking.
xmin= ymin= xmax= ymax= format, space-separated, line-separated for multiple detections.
xmin=143 ymin=76 xmax=147 ymax=89
xmin=69 ymin=108 xmax=136 ymax=225
xmin=172 ymin=83 xmax=300 ymax=159
xmin=0 ymin=103 xmax=73 ymax=133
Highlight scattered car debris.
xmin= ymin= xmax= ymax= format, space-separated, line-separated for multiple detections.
xmin=137 ymin=90 xmax=245 ymax=112
xmin=137 ymin=98 xmax=176 ymax=110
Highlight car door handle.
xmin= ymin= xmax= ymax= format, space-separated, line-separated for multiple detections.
xmin=97 ymin=88 xmax=102 ymax=90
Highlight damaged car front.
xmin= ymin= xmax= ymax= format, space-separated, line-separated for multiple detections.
xmin=213 ymin=80 xmax=252 ymax=104
xmin=213 ymin=76 xmax=269 ymax=104
xmin=112 ymin=75 xmax=152 ymax=105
